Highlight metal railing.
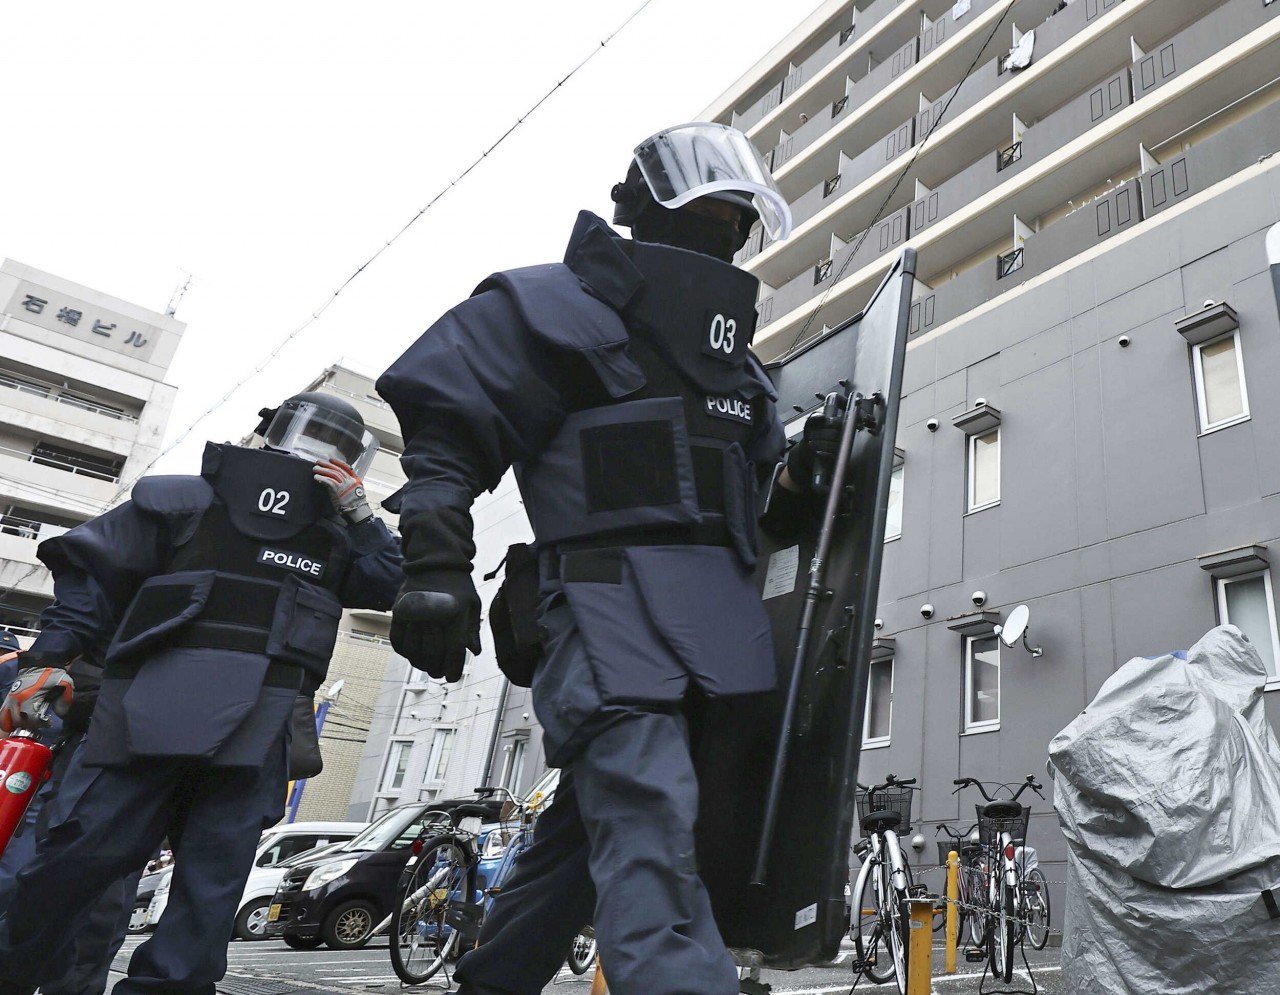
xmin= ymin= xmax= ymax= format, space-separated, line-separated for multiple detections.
xmin=997 ymin=246 xmax=1025 ymax=279
xmin=997 ymin=141 xmax=1024 ymax=172
xmin=0 ymin=513 xmax=72 ymax=542
xmin=0 ymin=623 xmax=40 ymax=639
xmin=0 ymin=371 xmax=137 ymax=422
xmin=0 ymin=443 xmax=122 ymax=483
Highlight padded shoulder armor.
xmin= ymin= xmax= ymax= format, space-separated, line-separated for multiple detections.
xmin=132 ymin=475 xmax=214 ymax=545
xmin=133 ymin=475 xmax=214 ymax=517
xmin=475 ymin=265 xmax=645 ymax=399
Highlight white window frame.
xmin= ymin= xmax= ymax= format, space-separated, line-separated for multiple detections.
xmin=966 ymin=429 xmax=1000 ymax=513
xmin=425 ymin=727 xmax=456 ymax=783
xmin=1216 ymin=570 xmax=1280 ymax=687
xmin=963 ymin=635 xmax=1001 ymax=733
xmin=862 ymin=656 xmax=894 ymax=748
xmin=885 ymin=464 xmax=904 ymax=541
xmin=1192 ymin=329 xmax=1250 ymax=434
xmin=382 ymin=740 xmax=413 ymax=791
xmin=501 ymin=738 xmax=528 ymax=793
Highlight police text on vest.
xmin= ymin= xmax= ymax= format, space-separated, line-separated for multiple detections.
xmin=705 ymin=395 xmax=753 ymax=425
xmin=257 ymin=548 xmax=325 ymax=578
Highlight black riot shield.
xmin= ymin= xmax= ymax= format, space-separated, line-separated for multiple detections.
xmin=695 ymin=250 xmax=915 ymax=968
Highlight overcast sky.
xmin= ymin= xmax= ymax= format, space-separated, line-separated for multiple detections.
xmin=3 ymin=0 xmax=811 ymax=472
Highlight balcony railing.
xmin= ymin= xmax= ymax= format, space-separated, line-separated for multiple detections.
xmin=0 ymin=442 xmax=122 ymax=483
xmin=997 ymin=141 xmax=1023 ymax=172
xmin=0 ymin=372 xmax=137 ymax=422
xmin=0 ymin=514 xmax=72 ymax=542
xmin=996 ymin=247 xmax=1025 ymax=279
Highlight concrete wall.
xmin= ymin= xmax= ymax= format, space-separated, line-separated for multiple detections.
xmin=864 ymin=154 xmax=1280 ymax=914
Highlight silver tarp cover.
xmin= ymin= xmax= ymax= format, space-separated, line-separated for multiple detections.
xmin=1048 ymin=626 xmax=1280 ymax=993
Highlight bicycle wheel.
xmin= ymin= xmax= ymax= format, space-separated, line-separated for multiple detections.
xmin=390 ymin=835 xmax=471 ymax=985
xmin=853 ymin=860 xmax=894 ymax=985
xmin=1024 ymin=868 xmax=1051 ymax=950
xmin=567 ymin=926 xmax=597 ymax=975
xmin=987 ymin=883 xmax=1015 ymax=983
xmin=884 ymin=873 xmax=910 ymax=995
xmin=958 ymin=866 xmax=984 ymax=948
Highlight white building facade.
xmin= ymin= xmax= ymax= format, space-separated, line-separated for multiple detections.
xmin=0 ymin=258 xmax=184 ymax=644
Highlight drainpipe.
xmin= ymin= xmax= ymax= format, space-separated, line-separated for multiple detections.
xmin=481 ymin=677 xmax=511 ymax=786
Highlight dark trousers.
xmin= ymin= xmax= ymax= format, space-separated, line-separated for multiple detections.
xmin=454 ymin=710 xmax=738 ymax=995
xmin=0 ymin=742 xmax=284 ymax=995
xmin=0 ymin=737 xmax=142 ymax=995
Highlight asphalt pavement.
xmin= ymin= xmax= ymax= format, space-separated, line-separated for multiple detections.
xmin=110 ymin=934 xmax=1065 ymax=994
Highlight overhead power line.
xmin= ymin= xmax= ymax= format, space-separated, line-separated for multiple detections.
xmin=105 ymin=0 xmax=656 ymax=505
xmin=783 ymin=0 xmax=1021 ymax=356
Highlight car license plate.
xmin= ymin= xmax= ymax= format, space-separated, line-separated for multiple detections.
xmin=268 ymin=904 xmax=281 ymax=922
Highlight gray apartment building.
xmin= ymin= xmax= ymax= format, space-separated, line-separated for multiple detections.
xmin=691 ymin=0 xmax=1280 ymax=910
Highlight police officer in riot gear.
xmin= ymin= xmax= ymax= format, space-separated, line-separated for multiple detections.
xmin=0 ymin=391 xmax=402 ymax=995
xmin=379 ymin=122 xmax=802 ymax=995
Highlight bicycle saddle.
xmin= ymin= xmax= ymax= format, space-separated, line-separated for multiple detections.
xmin=860 ymin=809 xmax=902 ymax=833
xmin=980 ymin=800 xmax=1023 ymax=820
xmin=451 ymin=803 xmax=499 ymax=822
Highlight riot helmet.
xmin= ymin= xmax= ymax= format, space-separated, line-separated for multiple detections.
xmin=612 ymin=122 xmax=792 ymax=260
xmin=256 ymin=391 xmax=378 ymax=477
xmin=0 ymin=629 xmax=19 ymax=653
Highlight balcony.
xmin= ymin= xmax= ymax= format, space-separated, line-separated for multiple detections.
xmin=751 ymin=3 xmax=1280 ymax=354
xmin=0 ymin=511 xmax=73 ymax=543
xmin=1131 ymin=0 xmax=1277 ymax=102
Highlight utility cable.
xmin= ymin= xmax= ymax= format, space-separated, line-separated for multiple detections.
xmin=103 ymin=0 xmax=656 ymax=506
xmin=782 ymin=0 xmax=1021 ymax=357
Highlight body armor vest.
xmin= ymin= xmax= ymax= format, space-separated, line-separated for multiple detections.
xmin=106 ymin=447 xmax=351 ymax=686
xmin=517 ymin=240 xmax=769 ymax=563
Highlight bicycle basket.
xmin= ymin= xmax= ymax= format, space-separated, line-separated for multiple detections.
xmin=975 ymin=804 xmax=1029 ymax=849
xmin=856 ymin=787 xmax=913 ymax=835
xmin=936 ymin=841 xmax=968 ymax=866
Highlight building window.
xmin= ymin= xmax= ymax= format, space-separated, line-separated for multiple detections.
xmin=1216 ymin=571 xmax=1280 ymax=682
xmin=964 ymin=635 xmax=1000 ymax=732
xmin=383 ymin=741 xmax=412 ymax=791
xmin=1192 ymin=331 xmax=1249 ymax=433
xmin=502 ymin=738 xmax=528 ymax=793
xmin=885 ymin=464 xmax=904 ymax=540
xmin=426 ymin=728 xmax=456 ymax=782
xmin=864 ymin=656 xmax=894 ymax=747
xmin=967 ymin=430 xmax=1000 ymax=512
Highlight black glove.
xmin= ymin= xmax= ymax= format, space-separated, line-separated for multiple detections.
xmin=390 ymin=573 xmax=481 ymax=682
xmin=785 ymin=411 xmax=844 ymax=491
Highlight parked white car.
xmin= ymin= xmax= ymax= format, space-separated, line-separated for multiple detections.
xmin=146 ymin=820 xmax=366 ymax=938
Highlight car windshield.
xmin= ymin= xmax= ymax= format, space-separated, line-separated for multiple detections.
xmin=340 ymin=806 xmax=442 ymax=853
xmin=277 ymin=840 xmax=345 ymax=868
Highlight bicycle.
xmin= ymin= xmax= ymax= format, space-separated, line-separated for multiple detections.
xmin=388 ymin=781 xmax=559 ymax=985
xmin=934 ymin=822 xmax=984 ymax=945
xmin=951 ymin=775 xmax=1046 ymax=983
xmin=849 ymin=774 xmax=917 ymax=995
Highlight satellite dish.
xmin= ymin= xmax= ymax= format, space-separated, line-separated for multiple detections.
xmin=995 ymin=604 xmax=1043 ymax=657
xmin=1000 ymin=605 xmax=1030 ymax=647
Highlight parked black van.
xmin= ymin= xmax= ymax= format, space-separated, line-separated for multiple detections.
xmin=264 ymin=797 xmax=501 ymax=950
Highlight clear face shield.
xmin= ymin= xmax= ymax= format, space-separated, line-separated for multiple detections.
xmin=632 ymin=122 xmax=793 ymax=241
xmin=263 ymin=401 xmax=378 ymax=478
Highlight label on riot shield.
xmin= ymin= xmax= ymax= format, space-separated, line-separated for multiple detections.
xmin=762 ymin=545 xmax=800 ymax=600
xmin=794 ymin=903 xmax=817 ymax=930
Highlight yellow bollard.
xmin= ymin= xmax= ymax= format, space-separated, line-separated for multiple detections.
xmin=590 ymin=957 xmax=608 ymax=995
xmin=945 ymin=849 xmax=959 ymax=974
xmin=907 ymin=898 xmax=934 ymax=995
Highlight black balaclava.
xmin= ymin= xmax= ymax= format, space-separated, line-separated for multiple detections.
xmin=630 ymin=203 xmax=748 ymax=263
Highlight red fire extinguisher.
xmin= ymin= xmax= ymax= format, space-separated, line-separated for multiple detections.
xmin=0 ymin=730 xmax=54 ymax=856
